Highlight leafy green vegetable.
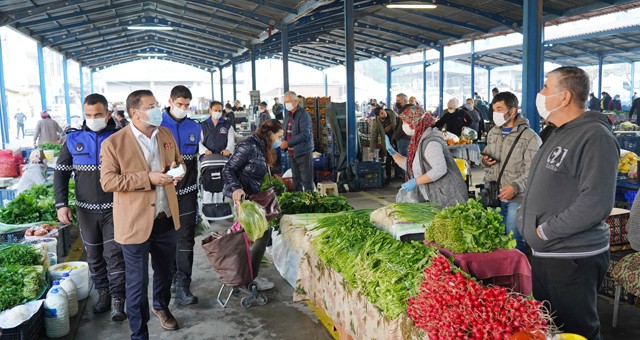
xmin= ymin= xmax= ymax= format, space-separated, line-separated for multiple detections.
xmin=238 ymin=200 xmax=268 ymax=242
xmin=310 ymin=211 xmax=439 ymax=319
xmin=260 ymin=173 xmax=287 ymax=195
xmin=40 ymin=143 xmax=62 ymax=157
xmin=387 ymin=202 xmax=440 ymax=223
xmin=0 ymin=265 xmax=47 ymax=312
xmin=0 ymin=244 xmax=42 ymax=266
xmin=425 ymin=199 xmax=516 ymax=253
xmin=0 ymin=182 xmax=76 ymax=224
xmin=271 ymin=191 xmax=354 ymax=230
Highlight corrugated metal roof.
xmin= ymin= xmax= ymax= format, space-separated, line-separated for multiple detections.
xmin=0 ymin=0 xmax=638 ymax=71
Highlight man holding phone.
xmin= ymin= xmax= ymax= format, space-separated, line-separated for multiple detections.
xmin=482 ymin=91 xmax=541 ymax=252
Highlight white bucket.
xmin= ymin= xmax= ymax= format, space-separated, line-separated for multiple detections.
xmin=49 ymin=261 xmax=90 ymax=300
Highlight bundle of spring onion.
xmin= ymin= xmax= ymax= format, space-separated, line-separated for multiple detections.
xmin=370 ymin=202 xmax=440 ymax=230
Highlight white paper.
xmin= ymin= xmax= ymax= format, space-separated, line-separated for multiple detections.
xmin=166 ymin=165 xmax=185 ymax=178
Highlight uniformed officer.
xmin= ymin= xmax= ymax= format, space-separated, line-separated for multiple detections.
xmin=54 ymin=93 xmax=126 ymax=321
xmin=160 ymin=85 xmax=202 ymax=305
xmin=202 ymin=100 xmax=236 ymax=157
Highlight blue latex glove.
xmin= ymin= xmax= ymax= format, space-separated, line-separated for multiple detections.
xmin=401 ymin=178 xmax=417 ymax=192
xmin=384 ymin=135 xmax=397 ymax=156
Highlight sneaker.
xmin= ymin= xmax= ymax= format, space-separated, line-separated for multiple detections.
xmin=110 ymin=297 xmax=127 ymax=321
xmin=254 ymin=277 xmax=274 ymax=291
xmin=174 ymin=287 xmax=198 ymax=305
xmin=93 ymin=288 xmax=111 ymax=313
xmin=152 ymin=308 xmax=179 ymax=330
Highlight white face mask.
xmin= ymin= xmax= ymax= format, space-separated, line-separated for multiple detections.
xmin=447 ymin=108 xmax=456 ymax=113
xmin=464 ymin=104 xmax=473 ymax=111
xmin=141 ymin=107 xmax=163 ymax=127
xmin=86 ymin=118 xmax=107 ymax=132
xmin=492 ymin=111 xmax=508 ymax=127
xmin=211 ymin=111 xmax=223 ymax=119
xmin=172 ymin=106 xmax=190 ymax=119
xmin=402 ymin=123 xmax=415 ymax=136
xmin=285 ymin=102 xmax=295 ymax=112
xmin=536 ymin=92 xmax=563 ymax=120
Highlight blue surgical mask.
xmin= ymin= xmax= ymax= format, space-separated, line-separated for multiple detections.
xmin=142 ymin=107 xmax=163 ymax=127
xmin=272 ymin=138 xmax=281 ymax=149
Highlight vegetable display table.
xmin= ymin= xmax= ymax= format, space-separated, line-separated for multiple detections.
xmin=273 ymin=214 xmax=424 ymax=340
xmin=447 ymin=143 xmax=481 ymax=165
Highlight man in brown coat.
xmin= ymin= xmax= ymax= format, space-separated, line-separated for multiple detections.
xmin=100 ymin=89 xmax=185 ymax=340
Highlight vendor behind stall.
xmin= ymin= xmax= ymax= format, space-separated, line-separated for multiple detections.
xmin=14 ymin=149 xmax=47 ymax=194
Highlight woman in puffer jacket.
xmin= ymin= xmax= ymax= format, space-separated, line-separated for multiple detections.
xmin=221 ymin=119 xmax=284 ymax=291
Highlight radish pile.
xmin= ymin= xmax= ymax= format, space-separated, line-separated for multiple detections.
xmin=407 ymin=255 xmax=554 ymax=340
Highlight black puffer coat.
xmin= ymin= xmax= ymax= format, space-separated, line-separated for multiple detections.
xmin=222 ymin=135 xmax=268 ymax=197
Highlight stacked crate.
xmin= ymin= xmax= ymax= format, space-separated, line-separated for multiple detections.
xmin=355 ymin=161 xmax=383 ymax=189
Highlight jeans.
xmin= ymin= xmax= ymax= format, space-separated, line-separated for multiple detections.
xmin=120 ymin=216 xmax=177 ymax=340
xmin=290 ymin=152 xmax=314 ymax=192
xmin=499 ymin=201 xmax=525 ymax=252
xmin=17 ymin=123 xmax=24 ymax=139
xmin=396 ymin=138 xmax=410 ymax=179
xmin=531 ymin=252 xmax=609 ymax=340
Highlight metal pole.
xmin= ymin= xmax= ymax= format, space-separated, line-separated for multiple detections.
xmin=422 ymin=50 xmax=427 ymax=107
xmin=219 ymin=67 xmax=224 ymax=104
xmin=251 ymin=46 xmax=257 ymax=91
xmin=522 ymin=0 xmax=543 ymax=133
xmin=232 ymin=61 xmax=237 ymax=101
xmin=37 ymin=44 xmax=47 ymax=112
xmin=345 ymin=0 xmax=356 ymax=164
xmin=62 ymin=56 xmax=71 ymax=125
xmin=487 ymin=68 xmax=492 ymax=101
xmin=598 ymin=54 xmax=604 ymax=99
xmin=282 ymin=25 xmax=290 ymax=93
xmin=90 ymin=70 xmax=94 ymax=93
xmin=324 ymin=72 xmax=328 ymax=97
xmin=386 ymin=56 xmax=392 ymax=108
xmin=438 ymin=45 xmax=444 ymax=117
xmin=79 ymin=64 xmax=85 ymax=118
xmin=631 ymin=62 xmax=636 ymax=104
xmin=0 ymin=37 xmax=9 ymax=147
xmin=211 ymin=71 xmax=215 ymax=100
xmin=470 ymin=40 xmax=475 ymax=100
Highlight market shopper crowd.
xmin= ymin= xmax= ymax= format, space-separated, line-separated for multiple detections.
xmin=44 ymin=65 xmax=622 ymax=339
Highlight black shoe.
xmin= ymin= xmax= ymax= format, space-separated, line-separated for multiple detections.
xmin=174 ymin=287 xmax=198 ymax=305
xmin=94 ymin=288 xmax=111 ymax=313
xmin=110 ymin=297 xmax=127 ymax=321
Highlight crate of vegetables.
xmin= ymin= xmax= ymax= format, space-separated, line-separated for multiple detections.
xmin=23 ymin=223 xmax=67 ymax=258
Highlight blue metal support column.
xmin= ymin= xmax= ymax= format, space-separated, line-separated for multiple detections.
xmin=631 ymin=62 xmax=636 ymax=103
xmin=282 ymin=25 xmax=290 ymax=93
xmin=487 ymin=68 xmax=492 ymax=101
xmin=345 ymin=0 xmax=356 ymax=164
xmin=597 ymin=54 xmax=604 ymax=99
xmin=386 ymin=56 xmax=392 ymax=107
xmin=438 ymin=45 xmax=444 ymax=117
xmin=62 ymin=56 xmax=71 ymax=125
xmin=470 ymin=40 xmax=475 ymax=99
xmin=220 ymin=67 xmax=224 ymax=104
xmin=211 ymin=71 xmax=215 ymax=100
xmin=422 ymin=50 xmax=427 ymax=107
xmin=324 ymin=73 xmax=328 ymax=97
xmin=79 ymin=64 xmax=85 ymax=118
xmin=250 ymin=46 xmax=257 ymax=91
xmin=232 ymin=61 xmax=237 ymax=101
xmin=522 ymin=0 xmax=543 ymax=133
xmin=90 ymin=70 xmax=94 ymax=93
xmin=37 ymin=44 xmax=47 ymax=112
xmin=0 ymin=37 xmax=9 ymax=147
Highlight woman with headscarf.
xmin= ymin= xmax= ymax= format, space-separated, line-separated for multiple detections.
xmin=14 ymin=149 xmax=47 ymax=194
xmin=33 ymin=110 xmax=62 ymax=146
xmin=385 ymin=106 xmax=468 ymax=207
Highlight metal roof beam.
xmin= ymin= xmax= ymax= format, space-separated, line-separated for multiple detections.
xmin=354 ymin=30 xmax=414 ymax=49
xmin=0 ymin=0 xmax=90 ymax=26
xmin=152 ymin=0 xmax=265 ymax=32
xmin=499 ymin=0 xmax=564 ymax=16
xmin=15 ymin=0 xmax=141 ymax=28
xmin=87 ymin=46 xmax=217 ymax=69
xmin=275 ymin=53 xmax=333 ymax=69
xmin=384 ymin=7 xmax=489 ymax=33
xmin=251 ymin=1 xmax=298 ymax=15
xmin=357 ymin=22 xmax=436 ymax=47
xmin=282 ymin=0 xmax=336 ymax=25
xmin=186 ymin=0 xmax=278 ymax=27
xmin=367 ymin=13 xmax=461 ymax=40
xmin=91 ymin=55 xmax=214 ymax=71
xmin=545 ymin=24 xmax=640 ymax=45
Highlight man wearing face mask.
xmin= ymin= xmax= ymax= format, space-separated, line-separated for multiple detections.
xmin=202 ymin=100 xmax=235 ymax=157
xmin=434 ymin=98 xmax=472 ymax=137
xmin=517 ymin=67 xmax=618 ymax=339
xmin=54 ymin=93 xmax=126 ymax=321
xmin=100 ymin=89 xmax=185 ymax=338
xmin=160 ymin=85 xmax=202 ymax=305
xmin=482 ymin=92 xmax=541 ymax=253
xmin=280 ymin=91 xmax=314 ymax=192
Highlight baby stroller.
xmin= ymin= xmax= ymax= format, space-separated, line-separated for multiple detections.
xmin=201 ymin=219 xmax=268 ymax=309
xmin=200 ymin=153 xmax=234 ymax=221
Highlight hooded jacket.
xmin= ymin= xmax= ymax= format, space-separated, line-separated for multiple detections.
xmin=517 ymin=111 xmax=619 ymax=259
xmin=54 ymin=118 xmax=118 ymax=210
xmin=222 ymin=135 xmax=269 ymax=197
xmin=482 ymin=115 xmax=541 ymax=203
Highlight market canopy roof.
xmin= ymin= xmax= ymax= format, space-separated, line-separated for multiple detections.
xmin=0 ymin=0 xmax=639 ymax=71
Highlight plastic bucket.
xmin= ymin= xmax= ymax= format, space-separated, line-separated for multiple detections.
xmin=49 ymin=261 xmax=89 ymax=300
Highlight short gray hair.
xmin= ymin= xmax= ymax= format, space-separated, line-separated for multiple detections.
xmin=284 ymin=91 xmax=297 ymax=102
xmin=547 ymin=66 xmax=590 ymax=109
xmin=396 ymin=93 xmax=408 ymax=102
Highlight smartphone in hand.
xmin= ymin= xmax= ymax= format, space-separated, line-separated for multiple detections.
xmin=482 ymin=152 xmax=499 ymax=162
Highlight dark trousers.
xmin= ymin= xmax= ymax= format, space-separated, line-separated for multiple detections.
xmin=290 ymin=152 xmax=314 ymax=192
xmin=396 ymin=138 xmax=410 ymax=179
xmin=121 ymin=216 xmax=177 ymax=340
xmin=17 ymin=123 xmax=24 ymax=139
xmin=531 ymin=252 xmax=609 ymax=340
xmin=251 ymin=228 xmax=272 ymax=278
xmin=76 ymin=208 xmax=125 ymax=297
xmin=384 ymin=154 xmax=393 ymax=183
xmin=174 ymin=193 xmax=198 ymax=288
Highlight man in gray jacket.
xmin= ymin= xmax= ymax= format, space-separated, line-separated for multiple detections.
xmin=281 ymin=91 xmax=314 ymax=191
xmin=483 ymin=92 xmax=541 ymax=252
xmin=517 ymin=66 xmax=618 ymax=339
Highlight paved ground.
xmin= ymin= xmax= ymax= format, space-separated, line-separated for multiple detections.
xmin=61 ymin=167 xmax=639 ymax=339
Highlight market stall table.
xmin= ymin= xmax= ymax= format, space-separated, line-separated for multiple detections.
xmin=448 ymin=143 xmax=481 ymax=165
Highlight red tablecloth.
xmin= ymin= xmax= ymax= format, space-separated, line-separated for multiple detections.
xmin=437 ymin=247 xmax=532 ymax=295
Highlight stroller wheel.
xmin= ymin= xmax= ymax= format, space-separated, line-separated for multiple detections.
xmin=241 ymin=296 xmax=253 ymax=309
xmin=248 ymin=282 xmax=258 ymax=295
xmin=232 ymin=288 xmax=241 ymax=297
xmin=256 ymin=295 xmax=268 ymax=306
